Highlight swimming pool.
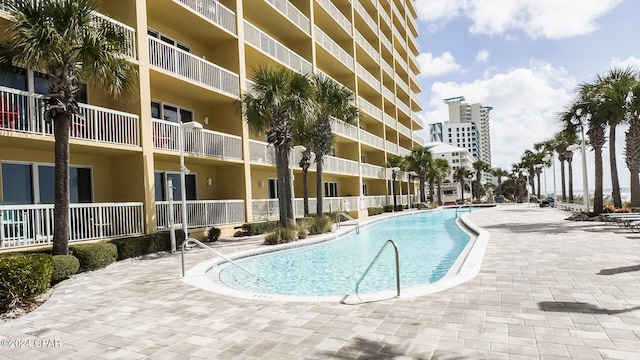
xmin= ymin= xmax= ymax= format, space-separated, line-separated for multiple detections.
xmin=206 ymin=209 xmax=479 ymax=299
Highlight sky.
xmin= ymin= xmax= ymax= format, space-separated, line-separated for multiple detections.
xmin=413 ymin=0 xmax=640 ymax=194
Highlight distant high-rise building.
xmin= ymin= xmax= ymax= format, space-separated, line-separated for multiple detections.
xmin=429 ymin=96 xmax=492 ymax=182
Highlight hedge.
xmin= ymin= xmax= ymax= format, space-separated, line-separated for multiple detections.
xmin=51 ymin=255 xmax=80 ymax=284
xmin=367 ymin=207 xmax=384 ymax=216
xmin=0 ymin=254 xmax=53 ymax=311
xmin=110 ymin=232 xmax=174 ymax=260
xmin=241 ymin=221 xmax=279 ymax=236
xmin=70 ymin=243 xmax=118 ymax=272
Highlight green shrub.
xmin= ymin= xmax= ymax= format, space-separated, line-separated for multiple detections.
xmin=367 ymin=207 xmax=384 ymax=216
xmin=208 ymin=227 xmax=221 ymax=242
xmin=51 ymin=255 xmax=80 ymax=284
xmin=394 ymin=205 xmax=404 ymax=212
xmin=241 ymin=221 xmax=279 ymax=236
xmin=308 ymin=216 xmax=333 ymax=235
xmin=0 ymin=254 xmax=53 ymax=311
xmin=110 ymin=233 xmax=172 ymax=260
xmin=70 ymin=243 xmax=117 ymax=272
xmin=383 ymin=205 xmax=394 ymax=212
xmin=295 ymin=222 xmax=308 ymax=239
xmin=264 ymin=226 xmax=297 ymax=245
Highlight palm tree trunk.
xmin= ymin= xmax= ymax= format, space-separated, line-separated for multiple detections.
xmin=429 ymin=179 xmax=435 ymax=202
xmin=537 ymin=173 xmax=542 ymax=198
xmin=437 ymin=181 xmax=442 ymax=205
xmin=419 ymin=176 xmax=426 ymax=203
xmin=392 ymin=175 xmax=397 ymax=208
xmin=302 ymin=168 xmax=309 ymax=217
xmin=630 ymin=170 xmax=640 ymax=208
xmin=559 ymin=159 xmax=566 ymax=202
xmin=567 ymin=158 xmax=574 ymax=202
xmin=53 ymin=113 xmax=71 ymax=255
xmin=625 ymin=119 xmax=640 ymax=208
xmin=316 ymin=154 xmax=324 ymax=217
xmin=594 ymin=147 xmax=604 ymax=213
xmin=609 ymin=125 xmax=622 ymax=208
xmin=275 ymin=146 xmax=290 ymax=226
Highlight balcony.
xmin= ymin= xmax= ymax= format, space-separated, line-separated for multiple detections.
xmin=359 ymin=128 xmax=384 ymax=150
xmin=316 ymin=0 xmax=352 ymax=35
xmin=265 ymin=0 xmax=310 ymax=35
xmin=357 ymin=97 xmax=382 ymax=121
xmin=382 ymin=59 xmax=394 ymax=77
xmin=354 ymin=0 xmax=378 ymax=36
xmin=355 ymin=30 xmax=380 ymax=62
xmin=156 ymin=199 xmax=245 ymax=230
xmin=330 ymin=117 xmax=359 ymax=140
xmin=249 ymin=139 xmax=275 ymax=165
xmin=398 ymin=146 xmax=411 ymax=156
xmin=383 ymin=87 xmax=395 ymax=103
xmin=244 ymin=21 xmax=312 ymax=74
xmin=361 ymin=163 xmax=386 ymax=179
xmin=397 ymin=99 xmax=410 ymax=116
xmin=148 ymin=36 xmax=240 ymax=96
xmin=314 ymin=25 xmax=354 ymax=71
xmin=397 ymin=122 xmax=411 ymax=138
xmin=0 ymin=203 xmax=144 ymax=249
xmin=152 ymin=118 xmax=242 ymax=160
xmin=392 ymin=26 xmax=407 ymax=50
xmin=384 ymin=113 xmax=397 ymax=128
xmin=412 ymin=133 xmax=424 ymax=146
xmin=411 ymin=112 xmax=424 ymax=129
xmin=324 ymin=155 xmax=359 ymax=176
xmin=0 ymin=86 xmax=140 ymax=147
xmin=175 ymin=0 xmax=237 ymax=34
xmin=385 ymin=140 xmax=398 ymax=154
xmin=356 ymin=64 xmax=381 ymax=91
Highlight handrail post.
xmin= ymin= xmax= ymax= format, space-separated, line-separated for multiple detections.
xmin=181 ymin=237 xmax=257 ymax=279
xmin=355 ymin=239 xmax=400 ymax=297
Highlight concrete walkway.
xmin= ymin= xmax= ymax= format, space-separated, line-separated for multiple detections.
xmin=1 ymin=204 xmax=640 ymax=359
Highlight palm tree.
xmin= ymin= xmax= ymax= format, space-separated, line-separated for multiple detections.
xmin=240 ymin=65 xmax=314 ymax=225
xmin=491 ymin=167 xmax=509 ymax=195
xmin=453 ymin=167 xmax=471 ymax=202
xmin=432 ymin=158 xmax=451 ymax=205
xmin=291 ymin=117 xmax=315 ymax=217
xmin=311 ymin=75 xmax=358 ymax=217
xmin=472 ymin=160 xmax=490 ymax=201
xmin=386 ymin=154 xmax=407 ymax=209
xmin=627 ymin=78 xmax=640 ymax=207
xmin=590 ymin=67 xmax=638 ymax=208
xmin=406 ymin=147 xmax=433 ymax=203
xmin=0 ymin=0 xmax=137 ymax=255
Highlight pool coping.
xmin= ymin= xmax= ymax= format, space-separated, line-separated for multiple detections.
xmin=181 ymin=209 xmax=490 ymax=303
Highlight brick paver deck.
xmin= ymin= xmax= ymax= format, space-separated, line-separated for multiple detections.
xmin=1 ymin=204 xmax=639 ymax=359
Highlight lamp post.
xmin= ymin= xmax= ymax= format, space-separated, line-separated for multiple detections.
xmin=467 ymin=173 xmax=474 ymax=203
xmin=391 ymin=167 xmax=400 ymax=210
xmin=542 ymin=153 xmax=555 ymax=204
xmin=290 ymin=145 xmax=306 ymax=223
xmin=567 ymin=140 xmax=589 ymax=211
xmin=534 ymin=163 xmax=544 ymax=199
xmin=178 ymin=121 xmax=203 ymax=252
xmin=408 ymin=171 xmax=417 ymax=208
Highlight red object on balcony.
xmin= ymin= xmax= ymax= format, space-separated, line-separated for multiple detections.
xmin=0 ymin=96 xmax=19 ymax=129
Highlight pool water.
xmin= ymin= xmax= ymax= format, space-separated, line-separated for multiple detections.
xmin=213 ymin=209 xmax=471 ymax=297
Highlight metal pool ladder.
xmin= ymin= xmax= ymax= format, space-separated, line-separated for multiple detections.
xmin=455 ymin=203 xmax=472 ymax=218
xmin=355 ymin=239 xmax=400 ymax=297
xmin=181 ymin=238 xmax=257 ymax=279
xmin=336 ymin=212 xmax=359 ymax=233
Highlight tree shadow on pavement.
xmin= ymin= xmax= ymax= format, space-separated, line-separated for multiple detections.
xmin=539 ymin=301 xmax=640 ymax=315
xmin=598 ymin=264 xmax=640 ymax=275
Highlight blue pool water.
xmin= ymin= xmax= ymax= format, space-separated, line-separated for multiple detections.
xmin=213 ymin=209 xmax=471 ymax=296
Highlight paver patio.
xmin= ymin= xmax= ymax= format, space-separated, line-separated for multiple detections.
xmin=1 ymin=204 xmax=640 ymax=359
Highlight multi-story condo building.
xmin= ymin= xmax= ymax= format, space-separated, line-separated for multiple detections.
xmin=0 ymin=0 xmax=423 ymax=249
xmin=429 ymin=96 xmax=492 ymax=182
xmin=425 ymin=142 xmax=475 ymax=203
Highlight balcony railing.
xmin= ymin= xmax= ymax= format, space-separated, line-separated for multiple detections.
xmin=175 ymin=0 xmax=237 ymax=34
xmin=152 ymin=118 xmax=242 ymax=159
xmin=397 ymin=100 xmax=410 ymax=116
xmin=381 ymin=32 xmax=392 ymax=51
xmin=148 ymin=36 xmax=239 ymax=96
xmin=314 ymin=26 xmax=354 ymax=71
xmin=0 ymin=86 xmax=140 ymax=146
xmin=384 ymin=113 xmax=397 ymax=128
xmin=324 ymin=155 xmax=359 ymax=176
xmin=412 ymin=133 xmax=424 ymax=146
xmin=354 ymin=0 xmax=378 ymax=35
xmin=0 ymin=202 xmax=144 ymax=249
xmin=316 ymin=0 xmax=352 ymax=34
xmin=357 ymin=96 xmax=382 ymax=121
xmin=361 ymin=163 xmax=386 ymax=179
xmin=397 ymin=122 xmax=411 ymax=138
xmin=265 ymin=0 xmax=310 ymax=34
xmin=411 ymin=112 xmax=424 ymax=128
xmin=395 ymin=75 xmax=409 ymax=93
xmin=355 ymin=30 xmax=379 ymax=62
xmin=330 ymin=117 xmax=358 ymax=139
xmin=359 ymin=128 xmax=384 ymax=150
xmin=379 ymin=6 xmax=391 ymax=26
xmin=356 ymin=64 xmax=381 ymax=91
xmin=383 ymin=86 xmax=395 ymax=102
xmin=156 ymin=199 xmax=245 ymax=230
xmin=244 ymin=21 xmax=312 ymax=74
xmin=253 ymin=196 xmax=366 ymax=221
xmin=398 ymin=146 xmax=411 ymax=156
xmin=382 ymin=59 xmax=393 ymax=77
xmin=392 ymin=26 xmax=407 ymax=49
xmin=248 ymin=139 xmax=275 ymax=164
xmin=411 ymin=91 xmax=423 ymax=109
xmin=385 ymin=140 xmax=398 ymax=154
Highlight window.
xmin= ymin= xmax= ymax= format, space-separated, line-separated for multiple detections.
xmin=154 ymin=172 xmax=196 ymax=201
xmin=148 ymin=28 xmax=190 ymax=52
xmin=362 ymin=184 xmax=368 ymax=196
xmin=268 ymin=178 xmax=277 ymax=199
xmin=324 ymin=182 xmax=338 ymax=197
xmin=151 ymin=100 xmax=194 ymax=123
xmin=360 ymin=155 xmax=366 ymax=163
xmin=1 ymin=162 xmax=92 ymax=204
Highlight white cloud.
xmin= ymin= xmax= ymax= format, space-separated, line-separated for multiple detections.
xmin=611 ymin=56 xmax=640 ymax=69
xmin=417 ymin=52 xmax=462 ymax=77
xmin=420 ymin=60 xmax=576 ymax=171
xmin=475 ymin=49 xmax=490 ymax=63
xmin=415 ymin=0 xmax=623 ymax=39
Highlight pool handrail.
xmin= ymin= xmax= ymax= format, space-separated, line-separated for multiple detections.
xmin=355 ymin=239 xmax=400 ymax=297
xmin=455 ymin=203 xmax=472 ymax=218
xmin=181 ymin=238 xmax=258 ymax=279
xmin=336 ymin=212 xmax=359 ymax=234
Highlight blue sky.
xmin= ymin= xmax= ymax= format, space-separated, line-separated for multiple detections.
xmin=413 ymin=0 xmax=640 ymax=193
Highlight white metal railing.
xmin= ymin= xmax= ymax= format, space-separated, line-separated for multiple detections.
xmin=408 ymin=33 xmax=418 ymax=52
xmin=0 ymin=203 xmax=144 ymax=249
xmin=384 ymin=113 xmax=397 ymax=128
xmin=385 ymin=140 xmax=398 ymax=154
xmin=412 ymin=112 xmax=424 ymax=128
xmin=156 ymin=200 xmax=245 ymax=230
xmin=412 ymin=133 xmax=424 ymax=146
xmin=392 ymin=26 xmax=407 ymax=49
xmin=382 ymin=59 xmax=393 ymax=77
xmin=249 ymin=139 xmax=276 ymax=164
xmin=355 ymin=30 xmax=379 ymax=62
xmin=359 ymin=128 xmax=384 ymax=150
xmin=409 ymin=54 xmax=419 ymax=71
xmin=397 ymin=122 xmax=411 ymax=138
xmin=398 ymin=146 xmax=411 ymax=156
xmin=253 ymin=196 xmax=362 ymax=221
xmin=330 ymin=117 xmax=358 ymax=139
xmin=361 ymin=163 xmax=386 ymax=179
xmin=244 ymin=21 xmax=312 ymax=74
xmin=383 ymin=87 xmax=395 ymax=102
xmin=148 ymin=36 xmax=240 ymax=96
xmin=411 ymin=91 xmax=423 ymax=109
xmin=0 ymin=86 xmax=140 ymax=146
xmin=395 ymin=75 xmax=409 ymax=93
xmin=356 ymin=64 xmax=381 ymax=91
xmin=381 ymin=32 xmax=392 ymax=51
xmin=397 ymin=100 xmax=410 ymax=115
xmin=324 ymin=155 xmax=359 ymax=176
xmin=357 ymin=96 xmax=382 ymax=121
xmin=379 ymin=6 xmax=391 ymax=26
xmin=316 ymin=0 xmax=352 ymax=34
xmin=314 ymin=25 xmax=354 ymax=70
xmin=176 ymin=0 xmax=237 ymax=34
xmin=265 ymin=0 xmax=310 ymax=34
xmin=92 ymin=12 xmax=137 ymax=59
xmin=152 ymin=118 xmax=242 ymax=159
xmin=354 ymin=0 xmax=378 ymax=35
